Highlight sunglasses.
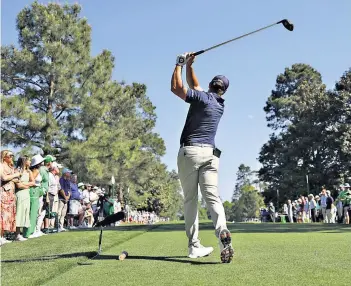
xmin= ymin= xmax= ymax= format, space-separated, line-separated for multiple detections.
xmin=7 ymin=154 xmax=14 ymax=157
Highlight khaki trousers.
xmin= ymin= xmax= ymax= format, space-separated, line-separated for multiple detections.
xmin=177 ymin=146 xmax=227 ymax=247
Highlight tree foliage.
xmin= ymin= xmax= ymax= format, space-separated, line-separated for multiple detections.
xmin=230 ymin=164 xmax=265 ymax=221
xmin=259 ymin=64 xmax=351 ymax=202
xmin=1 ymin=1 xmax=183 ymax=218
xmin=232 ymin=164 xmax=253 ymax=202
xmin=232 ymin=185 xmax=265 ymax=221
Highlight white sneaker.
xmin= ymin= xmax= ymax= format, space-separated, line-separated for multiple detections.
xmin=69 ymin=226 xmax=77 ymax=230
xmin=0 ymin=237 xmax=12 ymax=245
xmin=30 ymin=231 xmax=43 ymax=238
xmin=15 ymin=235 xmax=28 ymax=241
xmin=37 ymin=231 xmax=47 ymax=236
xmin=28 ymin=233 xmax=38 ymax=238
xmin=188 ymin=245 xmax=214 ymax=258
xmin=218 ymin=229 xmax=234 ymax=263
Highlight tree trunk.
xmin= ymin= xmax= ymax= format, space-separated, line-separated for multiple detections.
xmin=44 ymin=79 xmax=54 ymax=153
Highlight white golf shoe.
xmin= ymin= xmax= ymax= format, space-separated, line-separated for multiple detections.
xmin=188 ymin=244 xmax=214 ymax=258
xmin=218 ymin=229 xmax=234 ymax=263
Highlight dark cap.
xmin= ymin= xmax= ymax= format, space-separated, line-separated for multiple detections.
xmin=210 ymin=75 xmax=229 ymax=92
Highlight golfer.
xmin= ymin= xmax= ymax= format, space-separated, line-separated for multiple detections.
xmin=170 ymin=53 xmax=234 ymax=263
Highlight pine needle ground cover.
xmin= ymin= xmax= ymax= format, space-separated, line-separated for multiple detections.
xmin=1 ymin=222 xmax=350 ymax=286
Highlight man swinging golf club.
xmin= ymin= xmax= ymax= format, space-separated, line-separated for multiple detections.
xmin=171 ymin=53 xmax=234 ymax=263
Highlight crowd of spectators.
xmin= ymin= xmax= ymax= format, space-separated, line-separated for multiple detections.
xmin=0 ymin=150 xmax=163 ymax=246
xmin=261 ymin=184 xmax=351 ymax=224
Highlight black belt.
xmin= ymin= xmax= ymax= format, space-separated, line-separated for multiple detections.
xmin=180 ymin=143 xmax=215 ymax=148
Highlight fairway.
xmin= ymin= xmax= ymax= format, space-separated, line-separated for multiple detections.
xmin=1 ymin=223 xmax=350 ymax=286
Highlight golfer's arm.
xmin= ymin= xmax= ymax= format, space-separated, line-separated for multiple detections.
xmin=171 ymin=65 xmax=187 ymax=100
xmin=186 ymin=65 xmax=202 ymax=91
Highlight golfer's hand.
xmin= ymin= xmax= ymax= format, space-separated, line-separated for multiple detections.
xmin=186 ymin=53 xmax=196 ymax=67
xmin=176 ymin=53 xmax=189 ymax=66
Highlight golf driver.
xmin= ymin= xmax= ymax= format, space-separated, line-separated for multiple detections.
xmin=77 ymin=212 xmax=125 ymax=265
xmin=178 ymin=19 xmax=293 ymax=62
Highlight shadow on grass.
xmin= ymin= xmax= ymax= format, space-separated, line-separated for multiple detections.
xmin=1 ymin=251 xmax=96 ymax=263
xmin=90 ymin=254 xmax=220 ymax=265
xmin=1 ymin=252 xmax=220 ymax=265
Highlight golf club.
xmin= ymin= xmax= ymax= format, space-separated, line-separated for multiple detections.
xmin=192 ymin=19 xmax=294 ymax=56
xmin=78 ymin=212 xmax=126 ymax=266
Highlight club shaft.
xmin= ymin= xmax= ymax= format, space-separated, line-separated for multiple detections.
xmin=193 ymin=21 xmax=280 ymax=56
xmin=98 ymin=227 xmax=103 ymax=253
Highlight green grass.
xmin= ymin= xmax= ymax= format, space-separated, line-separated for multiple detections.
xmin=1 ymin=222 xmax=351 ymax=286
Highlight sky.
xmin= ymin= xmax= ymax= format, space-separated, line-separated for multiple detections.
xmin=2 ymin=0 xmax=351 ymax=201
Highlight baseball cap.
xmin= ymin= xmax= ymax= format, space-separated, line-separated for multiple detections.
xmin=44 ymin=155 xmax=56 ymax=163
xmin=78 ymin=182 xmax=85 ymax=188
xmin=62 ymin=168 xmax=72 ymax=175
xmin=211 ymin=75 xmax=229 ymax=92
xmin=344 ymin=183 xmax=350 ymax=188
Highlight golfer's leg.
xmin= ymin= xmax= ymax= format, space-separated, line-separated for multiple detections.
xmin=198 ymin=155 xmax=226 ymax=238
xmin=199 ymin=150 xmax=234 ymax=263
xmin=178 ymin=155 xmax=200 ymax=247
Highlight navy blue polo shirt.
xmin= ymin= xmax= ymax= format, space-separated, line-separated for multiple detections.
xmin=180 ymin=89 xmax=224 ymax=146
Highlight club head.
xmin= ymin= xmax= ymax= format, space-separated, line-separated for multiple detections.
xmin=278 ymin=19 xmax=294 ymax=31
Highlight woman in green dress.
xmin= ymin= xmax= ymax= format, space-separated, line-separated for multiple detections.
xmin=14 ymin=156 xmax=36 ymax=241
xmin=23 ymin=155 xmax=45 ymax=238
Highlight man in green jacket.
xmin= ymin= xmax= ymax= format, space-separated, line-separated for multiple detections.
xmin=338 ymin=183 xmax=351 ymax=224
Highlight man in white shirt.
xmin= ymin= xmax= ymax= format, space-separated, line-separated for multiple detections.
xmin=47 ymin=162 xmax=60 ymax=229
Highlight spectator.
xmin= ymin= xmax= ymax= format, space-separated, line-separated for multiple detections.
xmin=268 ymin=202 xmax=275 ymax=223
xmin=67 ymin=174 xmax=84 ymax=228
xmin=77 ymin=182 xmax=85 ymax=197
xmin=320 ymin=188 xmax=328 ymax=222
xmin=14 ymin=156 xmax=35 ymax=241
xmin=325 ymin=190 xmax=334 ymax=223
xmin=36 ymin=155 xmax=53 ymax=234
xmin=89 ymin=186 xmax=99 ymax=213
xmin=83 ymin=200 xmax=94 ymax=227
xmin=0 ymin=150 xmax=21 ymax=245
xmin=82 ymin=183 xmax=91 ymax=202
xmin=338 ymin=183 xmax=351 ymax=224
xmin=46 ymin=162 xmax=60 ymax=230
xmin=314 ymin=195 xmax=321 ymax=222
xmin=23 ymin=154 xmax=46 ymax=238
xmin=292 ymin=201 xmax=298 ymax=222
xmin=336 ymin=185 xmax=344 ymax=223
xmin=304 ymin=196 xmax=309 ymax=222
xmin=299 ymin=195 xmax=306 ymax=223
xmin=58 ymin=168 xmax=72 ymax=231
xmin=342 ymin=183 xmax=351 ymax=225
xmin=287 ymin=200 xmax=293 ymax=223
xmin=297 ymin=198 xmax=303 ymax=223
xmin=308 ymin=194 xmax=317 ymax=223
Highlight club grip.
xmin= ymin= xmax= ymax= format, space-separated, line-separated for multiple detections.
xmin=192 ymin=50 xmax=205 ymax=56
